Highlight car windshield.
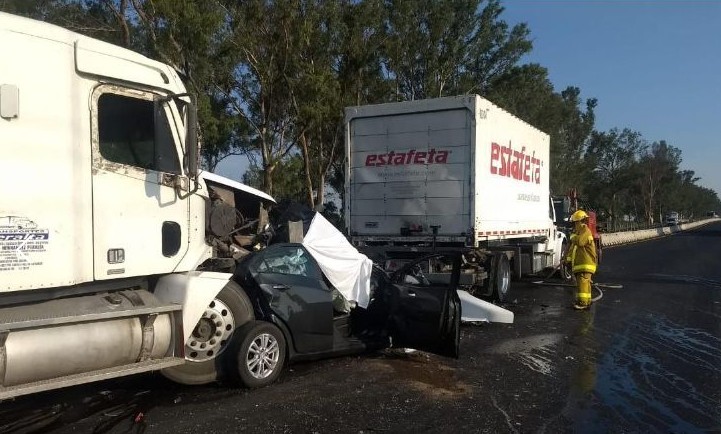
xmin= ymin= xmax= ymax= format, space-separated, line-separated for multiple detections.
xmin=256 ymin=247 xmax=310 ymax=277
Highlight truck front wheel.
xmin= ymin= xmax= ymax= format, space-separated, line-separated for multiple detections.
xmin=162 ymin=281 xmax=254 ymax=385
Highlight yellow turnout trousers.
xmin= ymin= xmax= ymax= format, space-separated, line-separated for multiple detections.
xmin=575 ymin=272 xmax=593 ymax=307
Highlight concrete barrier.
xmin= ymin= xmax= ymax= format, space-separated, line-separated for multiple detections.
xmin=600 ymin=218 xmax=720 ymax=247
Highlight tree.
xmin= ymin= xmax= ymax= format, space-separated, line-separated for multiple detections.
xmin=635 ymin=140 xmax=681 ymax=224
xmin=242 ymin=155 xmax=306 ymax=205
xmin=486 ymin=67 xmax=597 ymax=196
xmin=381 ymin=0 xmax=531 ymax=100
xmin=584 ymin=128 xmax=646 ymax=227
xmin=285 ymin=1 xmax=344 ymax=210
xmin=486 ymin=63 xmax=558 ymax=132
xmin=549 ymin=87 xmax=597 ymax=196
xmin=337 ymin=0 xmax=390 ymax=107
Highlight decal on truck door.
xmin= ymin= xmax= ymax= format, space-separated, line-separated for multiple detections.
xmin=0 ymin=216 xmax=49 ymax=272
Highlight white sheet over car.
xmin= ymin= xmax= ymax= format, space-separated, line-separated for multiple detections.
xmin=302 ymin=213 xmax=373 ymax=308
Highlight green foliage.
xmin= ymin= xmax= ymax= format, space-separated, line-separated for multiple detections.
xmin=381 ymin=0 xmax=532 ymax=100
xmin=584 ymin=129 xmax=646 ymax=224
xmin=580 ymin=133 xmax=721 ymax=226
xmin=242 ymin=155 xmax=307 ymax=205
xmin=3 ymin=0 xmax=718 ymax=223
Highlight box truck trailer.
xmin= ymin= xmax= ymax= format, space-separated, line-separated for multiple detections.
xmin=345 ymin=95 xmax=566 ymax=301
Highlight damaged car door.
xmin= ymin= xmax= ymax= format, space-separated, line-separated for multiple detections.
xmin=246 ymin=243 xmax=334 ymax=354
xmin=387 ymin=253 xmax=462 ymax=358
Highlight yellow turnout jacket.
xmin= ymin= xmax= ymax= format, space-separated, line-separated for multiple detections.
xmin=567 ymin=224 xmax=597 ymax=274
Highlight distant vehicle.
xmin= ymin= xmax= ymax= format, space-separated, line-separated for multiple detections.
xmin=707 ymin=211 xmax=719 ymax=218
xmin=664 ymin=211 xmax=680 ymax=226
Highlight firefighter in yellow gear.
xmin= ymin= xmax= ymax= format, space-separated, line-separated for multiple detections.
xmin=566 ymin=210 xmax=598 ymax=310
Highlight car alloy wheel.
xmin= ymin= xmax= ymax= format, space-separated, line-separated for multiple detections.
xmin=226 ymin=320 xmax=286 ymax=388
xmin=245 ymin=332 xmax=280 ymax=379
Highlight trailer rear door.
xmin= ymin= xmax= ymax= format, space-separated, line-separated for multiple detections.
xmin=347 ymin=108 xmax=473 ymax=237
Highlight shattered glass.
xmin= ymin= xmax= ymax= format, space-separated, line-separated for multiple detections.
xmin=257 ymin=248 xmax=309 ymax=277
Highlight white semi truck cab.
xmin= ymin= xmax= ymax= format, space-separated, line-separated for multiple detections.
xmin=0 ymin=12 xmax=274 ymax=399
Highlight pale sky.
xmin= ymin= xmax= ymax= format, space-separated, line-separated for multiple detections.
xmin=502 ymin=0 xmax=721 ymax=195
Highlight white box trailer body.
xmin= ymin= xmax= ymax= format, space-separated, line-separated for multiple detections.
xmin=345 ymin=95 xmax=564 ymax=285
xmin=346 ymin=95 xmax=553 ymax=244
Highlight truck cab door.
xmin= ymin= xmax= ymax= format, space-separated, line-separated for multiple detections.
xmin=388 ymin=254 xmax=462 ymax=358
xmin=90 ymin=86 xmax=189 ymax=279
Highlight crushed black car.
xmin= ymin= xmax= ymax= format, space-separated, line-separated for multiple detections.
xmin=222 ymin=245 xmax=462 ymax=388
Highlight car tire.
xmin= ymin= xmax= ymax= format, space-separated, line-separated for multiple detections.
xmin=493 ymin=253 xmax=512 ymax=302
xmin=226 ymin=321 xmax=286 ymax=389
xmin=161 ymin=281 xmax=254 ymax=385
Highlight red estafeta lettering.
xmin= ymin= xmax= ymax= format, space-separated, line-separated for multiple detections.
xmin=364 ymin=148 xmax=450 ymax=166
xmin=489 ymin=141 xmax=543 ymax=184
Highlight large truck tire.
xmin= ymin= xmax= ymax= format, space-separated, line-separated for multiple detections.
xmin=225 ymin=321 xmax=287 ymax=388
xmin=162 ymin=281 xmax=254 ymax=385
xmin=493 ymin=253 xmax=512 ymax=302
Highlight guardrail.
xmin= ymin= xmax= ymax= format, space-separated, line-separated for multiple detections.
xmin=600 ymin=218 xmax=720 ymax=247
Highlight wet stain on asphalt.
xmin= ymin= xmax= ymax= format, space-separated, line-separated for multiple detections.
xmin=646 ymin=273 xmax=721 ymax=289
xmin=532 ymin=303 xmax=565 ymax=317
xmin=569 ymin=313 xmax=721 ymax=432
xmin=487 ymin=333 xmax=563 ymax=376
xmin=368 ymin=351 xmax=471 ymax=399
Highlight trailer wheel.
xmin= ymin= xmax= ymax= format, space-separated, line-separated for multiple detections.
xmin=162 ymin=281 xmax=254 ymax=385
xmin=493 ymin=254 xmax=512 ymax=302
xmin=226 ymin=321 xmax=286 ymax=388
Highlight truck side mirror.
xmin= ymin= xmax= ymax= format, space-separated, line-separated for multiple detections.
xmin=186 ymin=98 xmax=199 ymax=178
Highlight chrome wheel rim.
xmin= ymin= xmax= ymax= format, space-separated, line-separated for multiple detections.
xmin=498 ymin=260 xmax=511 ymax=296
xmin=246 ymin=333 xmax=280 ymax=379
xmin=185 ymin=298 xmax=235 ymax=362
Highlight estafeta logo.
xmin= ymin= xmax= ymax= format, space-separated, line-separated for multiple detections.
xmin=490 ymin=141 xmax=543 ymax=184
xmin=364 ymin=148 xmax=449 ymax=166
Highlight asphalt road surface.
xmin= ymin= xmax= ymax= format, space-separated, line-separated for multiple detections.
xmin=2 ymin=222 xmax=720 ymax=433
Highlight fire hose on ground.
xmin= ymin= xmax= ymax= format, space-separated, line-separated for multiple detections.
xmin=532 ymin=263 xmax=623 ymax=303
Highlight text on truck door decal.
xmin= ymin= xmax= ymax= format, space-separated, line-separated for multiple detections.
xmin=490 ymin=142 xmax=542 ymax=184
xmin=365 ymin=148 xmax=449 ymax=166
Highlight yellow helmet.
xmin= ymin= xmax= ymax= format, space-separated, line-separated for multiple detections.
xmin=570 ymin=210 xmax=589 ymax=222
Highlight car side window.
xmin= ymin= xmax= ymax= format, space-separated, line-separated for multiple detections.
xmin=397 ymin=263 xmax=432 ymax=287
xmin=97 ymin=93 xmax=180 ymax=174
xmin=256 ymin=246 xmax=318 ymax=279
